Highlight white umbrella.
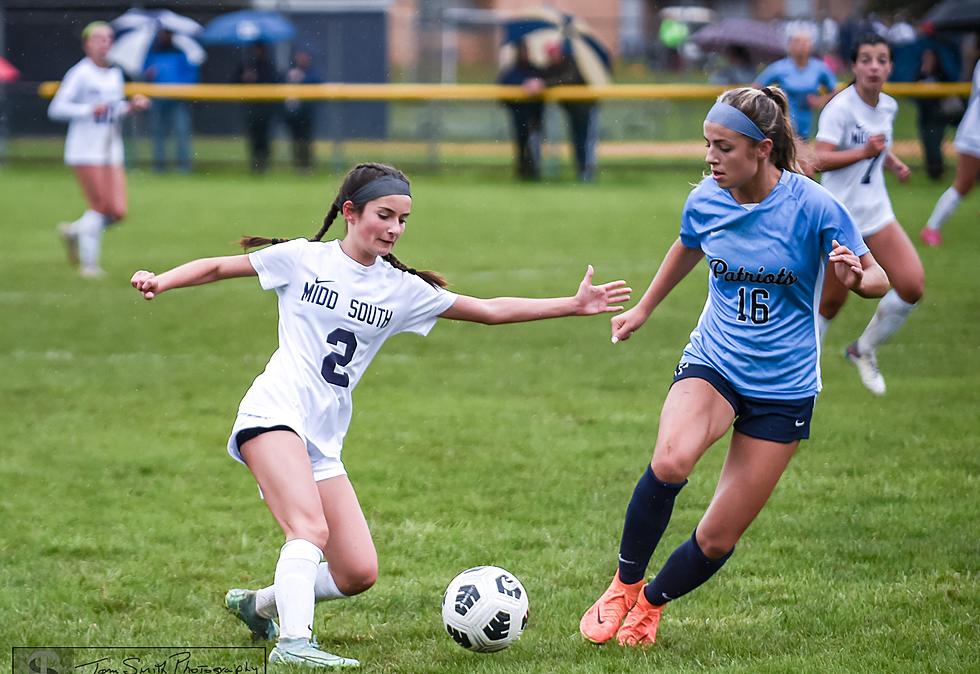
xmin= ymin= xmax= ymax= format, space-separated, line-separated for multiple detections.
xmin=108 ymin=9 xmax=206 ymax=78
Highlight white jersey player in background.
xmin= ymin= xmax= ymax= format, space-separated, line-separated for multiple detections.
xmin=131 ymin=162 xmax=631 ymax=669
xmin=814 ymin=34 xmax=925 ymax=396
xmin=48 ymin=21 xmax=149 ymax=278
xmin=921 ymin=51 xmax=980 ymax=247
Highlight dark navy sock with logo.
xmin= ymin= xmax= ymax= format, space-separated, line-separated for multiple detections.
xmin=643 ymin=530 xmax=734 ymax=606
xmin=617 ymin=465 xmax=687 ymax=584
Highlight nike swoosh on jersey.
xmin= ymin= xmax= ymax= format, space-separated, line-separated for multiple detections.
xmin=315 ymin=277 xmax=334 ymax=284
xmin=795 ymin=419 xmax=806 ymax=427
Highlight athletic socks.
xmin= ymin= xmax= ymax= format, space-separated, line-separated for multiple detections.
xmin=644 ymin=530 xmax=734 ymax=606
xmin=274 ymin=539 xmax=322 ymax=641
xmin=313 ymin=562 xmax=348 ymax=602
xmin=617 ymin=465 xmax=687 ymax=584
xmin=856 ymin=289 xmax=917 ymax=354
xmin=925 ymin=186 xmax=962 ymax=232
xmin=71 ymin=209 xmax=107 ymax=270
xmin=255 ymin=561 xmax=347 ymax=619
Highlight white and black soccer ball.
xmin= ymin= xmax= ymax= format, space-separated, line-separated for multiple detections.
xmin=441 ymin=566 xmax=529 ymax=653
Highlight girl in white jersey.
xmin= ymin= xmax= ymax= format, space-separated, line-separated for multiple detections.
xmin=921 ymin=52 xmax=980 ymax=246
xmin=814 ymin=34 xmax=925 ymax=396
xmin=48 ymin=21 xmax=150 ymax=278
xmin=130 ymin=163 xmax=631 ymax=668
xmin=578 ymin=87 xmax=888 ymax=648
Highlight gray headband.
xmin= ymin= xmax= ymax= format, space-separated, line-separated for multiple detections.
xmin=341 ymin=175 xmax=412 ymax=208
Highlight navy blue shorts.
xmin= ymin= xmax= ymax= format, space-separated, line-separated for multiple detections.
xmin=672 ymin=363 xmax=815 ymax=443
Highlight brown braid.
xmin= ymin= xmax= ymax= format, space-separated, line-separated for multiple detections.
xmin=383 ymin=253 xmax=448 ymax=289
xmin=240 ymin=162 xmax=449 ymax=288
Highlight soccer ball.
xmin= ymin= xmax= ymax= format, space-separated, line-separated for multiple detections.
xmin=441 ymin=566 xmax=529 ymax=653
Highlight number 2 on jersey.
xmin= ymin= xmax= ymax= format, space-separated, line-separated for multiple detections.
xmin=736 ymin=287 xmax=770 ymax=324
xmin=321 ymin=328 xmax=358 ymax=387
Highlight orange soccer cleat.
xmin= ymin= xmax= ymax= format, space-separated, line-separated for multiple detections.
xmin=616 ymin=588 xmax=665 ymax=647
xmin=579 ymin=572 xmax=644 ymax=644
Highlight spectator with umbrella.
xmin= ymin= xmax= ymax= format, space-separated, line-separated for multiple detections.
xmin=201 ymin=10 xmax=295 ymax=174
xmin=501 ymin=7 xmax=611 ymax=182
xmin=753 ymin=28 xmax=837 ymax=140
xmin=108 ymin=9 xmax=205 ymax=173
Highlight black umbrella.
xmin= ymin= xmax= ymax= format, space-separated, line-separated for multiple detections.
xmin=923 ymin=0 xmax=980 ymax=31
xmin=688 ymin=18 xmax=786 ymax=63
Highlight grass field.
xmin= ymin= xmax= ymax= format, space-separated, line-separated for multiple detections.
xmin=1 ymin=160 xmax=978 ymax=673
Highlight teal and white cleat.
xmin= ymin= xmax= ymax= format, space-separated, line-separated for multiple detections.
xmin=268 ymin=638 xmax=359 ymax=669
xmin=224 ymin=589 xmax=279 ymax=642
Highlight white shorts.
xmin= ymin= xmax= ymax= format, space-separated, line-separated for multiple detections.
xmin=953 ymin=129 xmax=980 ymax=159
xmin=64 ymin=133 xmax=124 ymax=166
xmin=227 ymin=413 xmax=347 ymax=482
xmin=856 ymin=205 xmax=896 ymax=237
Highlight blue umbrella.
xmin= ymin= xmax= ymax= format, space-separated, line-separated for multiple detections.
xmin=200 ymin=10 xmax=296 ymax=45
xmin=108 ymin=9 xmax=206 ymax=78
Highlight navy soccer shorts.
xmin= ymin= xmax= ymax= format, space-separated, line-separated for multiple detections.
xmin=672 ymin=363 xmax=815 ymax=443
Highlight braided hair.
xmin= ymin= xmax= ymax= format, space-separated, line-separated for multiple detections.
xmin=240 ymin=162 xmax=448 ymax=288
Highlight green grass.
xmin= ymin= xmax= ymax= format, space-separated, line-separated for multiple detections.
xmin=0 ymin=163 xmax=977 ymax=673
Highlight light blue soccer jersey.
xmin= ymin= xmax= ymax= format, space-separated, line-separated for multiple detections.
xmin=755 ymin=58 xmax=837 ymax=138
xmin=679 ymin=171 xmax=868 ymax=399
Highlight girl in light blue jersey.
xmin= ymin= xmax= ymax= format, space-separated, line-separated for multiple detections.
xmin=579 ymin=86 xmax=889 ymax=648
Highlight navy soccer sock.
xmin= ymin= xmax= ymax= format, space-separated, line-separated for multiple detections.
xmin=644 ymin=530 xmax=734 ymax=606
xmin=617 ymin=465 xmax=687 ymax=584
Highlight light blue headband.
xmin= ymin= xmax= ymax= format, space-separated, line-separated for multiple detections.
xmin=705 ymin=102 xmax=766 ymax=141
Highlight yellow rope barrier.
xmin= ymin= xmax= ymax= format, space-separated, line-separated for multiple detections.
xmin=36 ymin=81 xmax=972 ymax=102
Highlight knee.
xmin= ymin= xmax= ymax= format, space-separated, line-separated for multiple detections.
xmin=335 ymin=562 xmax=378 ymax=596
xmin=107 ymin=206 xmax=127 ymax=222
xmin=894 ymin=276 xmax=924 ymax=305
xmin=650 ymin=445 xmax=695 ymax=484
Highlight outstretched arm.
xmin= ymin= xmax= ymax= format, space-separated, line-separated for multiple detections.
xmin=439 ymin=265 xmax=630 ymax=324
xmin=131 ymin=255 xmax=257 ymax=300
xmin=611 ymin=239 xmax=704 ymax=343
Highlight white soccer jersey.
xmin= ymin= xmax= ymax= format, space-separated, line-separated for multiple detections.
xmin=954 ymin=60 xmax=980 ymax=158
xmin=47 ymin=57 xmax=129 ymax=166
xmin=226 ymin=238 xmax=458 ymax=470
xmin=816 ymin=85 xmax=898 ymax=235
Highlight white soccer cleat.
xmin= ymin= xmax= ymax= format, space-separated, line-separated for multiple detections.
xmin=845 ymin=342 xmax=886 ymax=396
xmin=57 ymin=222 xmax=80 ymax=267
xmin=268 ymin=638 xmax=359 ymax=669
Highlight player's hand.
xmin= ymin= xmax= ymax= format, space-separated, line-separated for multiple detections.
xmin=130 ymin=94 xmax=151 ymax=112
xmin=610 ymin=304 xmax=651 ymax=344
xmin=131 ymin=270 xmax=161 ymax=300
xmin=864 ymin=134 xmax=886 ymax=158
xmin=893 ymin=161 xmax=911 ymax=182
xmin=92 ymin=103 xmax=109 ymax=118
xmin=573 ymin=265 xmax=631 ymax=316
xmin=829 ymin=239 xmax=863 ymax=290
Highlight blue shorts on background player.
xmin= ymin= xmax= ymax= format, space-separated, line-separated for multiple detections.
xmin=579 ymin=85 xmax=889 ymax=649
